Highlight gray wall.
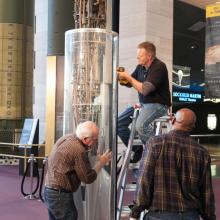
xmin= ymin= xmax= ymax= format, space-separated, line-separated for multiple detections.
xmin=118 ymin=0 xmax=173 ymax=113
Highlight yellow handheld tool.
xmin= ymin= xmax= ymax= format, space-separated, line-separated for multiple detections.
xmin=117 ymin=67 xmax=128 ymax=85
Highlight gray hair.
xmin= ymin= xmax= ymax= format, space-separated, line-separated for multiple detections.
xmin=75 ymin=121 xmax=96 ymax=140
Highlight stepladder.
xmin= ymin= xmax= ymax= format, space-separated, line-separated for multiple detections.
xmin=117 ymin=105 xmax=171 ymax=220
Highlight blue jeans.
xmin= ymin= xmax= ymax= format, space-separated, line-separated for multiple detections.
xmin=118 ymin=103 xmax=168 ymax=146
xmin=118 ymin=105 xmax=134 ymax=146
xmin=44 ymin=187 xmax=78 ymax=220
xmin=136 ymin=103 xmax=168 ymax=144
xmin=144 ymin=211 xmax=200 ymax=220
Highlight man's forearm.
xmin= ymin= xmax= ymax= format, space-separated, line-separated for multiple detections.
xmin=94 ymin=160 xmax=104 ymax=173
xmin=127 ymin=75 xmax=143 ymax=93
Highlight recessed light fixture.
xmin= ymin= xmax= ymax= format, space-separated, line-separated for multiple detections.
xmin=190 ymin=45 xmax=195 ymax=49
xmin=207 ymin=114 xmax=217 ymax=130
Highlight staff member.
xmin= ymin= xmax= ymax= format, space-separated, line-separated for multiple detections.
xmin=117 ymin=41 xmax=171 ymax=161
xmin=44 ymin=121 xmax=112 ymax=220
xmin=130 ymin=108 xmax=216 ymax=220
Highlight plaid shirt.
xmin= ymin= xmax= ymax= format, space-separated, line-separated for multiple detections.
xmin=45 ymin=134 xmax=97 ymax=192
xmin=131 ymin=130 xmax=216 ymax=220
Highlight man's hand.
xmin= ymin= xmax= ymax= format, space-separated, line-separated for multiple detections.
xmin=98 ymin=149 xmax=112 ymax=166
xmin=116 ymin=69 xmax=131 ymax=86
xmin=117 ymin=70 xmax=130 ymax=81
xmin=129 ymin=218 xmax=138 ymax=220
xmin=116 ymin=69 xmax=143 ymax=93
xmin=94 ymin=149 xmax=112 ymax=173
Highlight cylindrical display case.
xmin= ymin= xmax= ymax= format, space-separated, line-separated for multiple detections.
xmin=64 ymin=28 xmax=118 ymax=220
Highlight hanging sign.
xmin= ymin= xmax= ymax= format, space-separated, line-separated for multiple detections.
xmin=205 ymin=4 xmax=220 ymax=98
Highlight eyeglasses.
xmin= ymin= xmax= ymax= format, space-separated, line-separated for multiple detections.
xmin=85 ymin=136 xmax=98 ymax=142
xmin=168 ymin=113 xmax=175 ymax=121
xmin=91 ymin=137 xmax=98 ymax=142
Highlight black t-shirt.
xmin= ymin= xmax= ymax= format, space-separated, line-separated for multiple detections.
xmin=131 ymin=58 xmax=171 ymax=106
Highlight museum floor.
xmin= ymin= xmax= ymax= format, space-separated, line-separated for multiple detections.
xmin=1 ymin=143 xmax=220 ymax=220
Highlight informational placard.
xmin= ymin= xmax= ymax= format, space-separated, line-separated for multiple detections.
xmin=173 ymin=91 xmax=203 ymax=103
xmin=205 ymin=4 xmax=220 ymax=98
xmin=18 ymin=118 xmax=39 ymax=176
xmin=19 ymin=118 xmax=39 ymax=149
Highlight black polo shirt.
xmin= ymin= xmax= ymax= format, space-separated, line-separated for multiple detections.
xmin=131 ymin=58 xmax=171 ymax=106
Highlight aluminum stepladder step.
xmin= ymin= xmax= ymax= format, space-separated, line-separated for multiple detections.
xmin=117 ymin=108 xmax=171 ymax=220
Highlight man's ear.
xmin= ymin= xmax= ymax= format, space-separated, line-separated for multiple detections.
xmin=82 ymin=137 xmax=88 ymax=145
xmin=148 ymin=53 xmax=153 ymax=60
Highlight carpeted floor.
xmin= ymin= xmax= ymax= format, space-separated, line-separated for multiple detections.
xmin=0 ymin=165 xmax=48 ymax=220
xmin=213 ymin=177 xmax=220 ymax=219
xmin=1 ymin=165 xmax=220 ymax=220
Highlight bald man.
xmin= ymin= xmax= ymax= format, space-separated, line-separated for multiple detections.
xmin=44 ymin=121 xmax=112 ymax=220
xmin=130 ymin=108 xmax=216 ymax=220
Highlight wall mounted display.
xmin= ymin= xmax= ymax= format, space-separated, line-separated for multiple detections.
xmin=205 ymin=4 xmax=220 ymax=98
xmin=173 ymin=1 xmax=205 ymax=104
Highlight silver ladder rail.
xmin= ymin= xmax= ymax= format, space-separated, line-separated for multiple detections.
xmin=155 ymin=116 xmax=171 ymax=135
xmin=117 ymin=112 xmax=171 ymax=220
xmin=117 ymin=106 xmax=140 ymax=220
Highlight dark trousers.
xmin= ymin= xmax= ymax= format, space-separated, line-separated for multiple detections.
xmin=144 ymin=211 xmax=200 ymax=220
xmin=44 ymin=187 xmax=78 ymax=220
xmin=117 ymin=106 xmax=134 ymax=146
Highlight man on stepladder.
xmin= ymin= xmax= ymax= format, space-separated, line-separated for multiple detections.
xmin=117 ymin=41 xmax=171 ymax=161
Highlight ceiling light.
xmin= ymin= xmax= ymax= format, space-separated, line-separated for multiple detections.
xmin=207 ymin=114 xmax=217 ymax=130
